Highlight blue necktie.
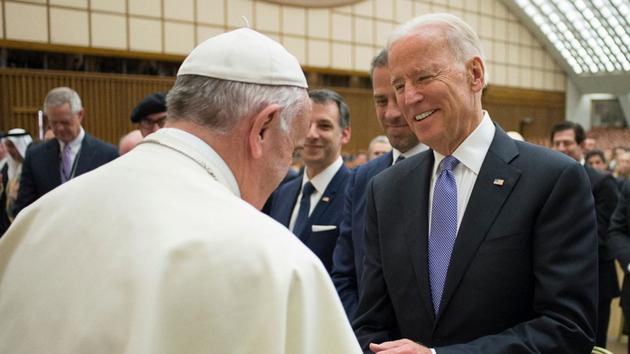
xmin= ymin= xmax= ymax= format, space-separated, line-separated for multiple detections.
xmin=293 ymin=182 xmax=315 ymax=237
xmin=428 ymin=155 xmax=459 ymax=315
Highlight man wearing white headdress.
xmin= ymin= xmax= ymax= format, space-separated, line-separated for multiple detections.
xmin=0 ymin=28 xmax=361 ymax=354
xmin=3 ymin=129 xmax=33 ymax=218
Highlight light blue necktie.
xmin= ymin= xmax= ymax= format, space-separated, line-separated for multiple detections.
xmin=292 ymin=181 xmax=315 ymax=237
xmin=60 ymin=144 xmax=73 ymax=183
xmin=428 ymin=155 xmax=459 ymax=315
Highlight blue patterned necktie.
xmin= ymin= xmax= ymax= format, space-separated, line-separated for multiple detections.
xmin=292 ymin=182 xmax=315 ymax=237
xmin=60 ymin=144 xmax=72 ymax=183
xmin=428 ymin=155 xmax=459 ymax=315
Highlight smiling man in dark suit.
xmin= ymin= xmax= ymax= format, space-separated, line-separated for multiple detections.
xmin=268 ymin=89 xmax=351 ymax=272
xmin=551 ymin=120 xmax=619 ymax=349
xmin=354 ymin=13 xmax=597 ymax=354
xmin=13 ymin=87 xmax=118 ymax=216
xmin=331 ymin=49 xmax=426 ymax=319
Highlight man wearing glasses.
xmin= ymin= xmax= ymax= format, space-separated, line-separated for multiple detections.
xmin=131 ymin=92 xmax=167 ymax=137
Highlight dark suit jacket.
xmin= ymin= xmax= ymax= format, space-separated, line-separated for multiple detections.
xmin=13 ymin=133 xmax=118 ymax=215
xmin=268 ymin=164 xmax=350 ymax=272
xmin=354 ymin=126 xmax=597 ymax=353
xmin=584 ymin=165 xmax=620 ymax=301
xmin=332 ymin=152 xmax=392 ymax=319
xmin=609 ymin=181 xmax=630 ymax=320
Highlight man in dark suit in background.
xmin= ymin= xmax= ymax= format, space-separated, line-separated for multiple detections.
xmin=268 ymin=89 xmax=351 ymax=272
xmin=13 ymin=87 xmax=118 ymax=215
xmin=354 ymin=13 xmax=597 ymax=353
xmin=551 ymin=120 xmax=620 ymax=349
xmin=609 ymin=180 xmax=630 ymax=354
xmin=331 ymin=49 xmax=426 ymax=319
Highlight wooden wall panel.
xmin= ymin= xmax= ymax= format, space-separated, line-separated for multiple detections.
xmin=0 ymin=68 xmax=174 ymax=144
xmin=0 ymin=69 xmax=566 ymax=151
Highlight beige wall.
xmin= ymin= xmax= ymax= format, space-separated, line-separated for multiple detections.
xmin=1 ymin=0 xmax=566 ymax=91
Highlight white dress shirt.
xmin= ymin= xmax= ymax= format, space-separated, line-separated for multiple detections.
xmin=58 ymin=127 xmax=85 ymax=176
xmin=289 ymin=156 xmax=343 ymax=232
xmin=429 ymin=112 xmax=495 ymax=231
xmin=391 ymin=142 xmax=429 ymax=166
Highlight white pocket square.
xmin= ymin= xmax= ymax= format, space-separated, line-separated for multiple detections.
xmin=311 ymin=225 xmax=337 ymax=232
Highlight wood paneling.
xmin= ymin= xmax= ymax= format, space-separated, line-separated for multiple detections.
xmin=0 ymin=68 xmax=174 ymax=143
xmin=0 ymin=68 xmax=566 ymax=150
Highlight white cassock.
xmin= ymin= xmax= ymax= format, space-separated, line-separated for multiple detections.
xmin=0 ymin=128 xmax=361 ymax=354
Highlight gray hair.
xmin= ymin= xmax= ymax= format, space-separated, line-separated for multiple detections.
xmin=308 ymin=89 xmax=350 ymax=129
xmin=44 ymin=87 xmax=83 ymax=113
xmin=166 ymin=75 xmax=309 ymax=134
xmin=369 ymin=135 xmax=390 ymax=148
xmin=388 ymin=13 xmax=488 ymax=85
xmin=369 ymin=48 xmax=388 ymax=79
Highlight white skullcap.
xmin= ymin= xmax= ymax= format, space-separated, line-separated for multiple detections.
xmin=178 ymin=28 xmax=307 ymax=89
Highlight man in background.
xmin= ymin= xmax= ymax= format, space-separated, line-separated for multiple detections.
xmin=551 ymin=120 xmax=619 ymax=348
xmin=367 ymin=135 xmax=392 ymax=160
xmin=12 ymin=87 xmax=118 ymax=215
xmin=131 ymin=92 xmax=167 ymax=137
xmin=268 ymin=89 xmax=352 ymax=272
xmin=0 ymin=28 xmax=360 ymax=353
xmin=331 ymin=49 xmax=426 ymax=319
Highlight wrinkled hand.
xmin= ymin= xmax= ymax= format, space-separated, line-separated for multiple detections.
xmin=369 ymin=339 xmax=432 ymax=354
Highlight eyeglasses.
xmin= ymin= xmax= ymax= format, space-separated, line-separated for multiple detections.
xmin=139 ymin=116 xmax=166 ymax=129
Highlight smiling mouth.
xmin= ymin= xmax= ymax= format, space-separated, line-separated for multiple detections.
xmin=415 ymin=109 xmax=436 ymax=121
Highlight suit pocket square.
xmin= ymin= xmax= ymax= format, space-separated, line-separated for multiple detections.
xmin=312 ymin=225 xmax=337 ymax=232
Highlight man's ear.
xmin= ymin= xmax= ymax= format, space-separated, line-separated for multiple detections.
xmin=340 ymin=126 xmax=351 ymax=145
xmin=248 ymin=103 xmax=282 ymax=159
xmin=467 ymin=56 xmax=485 ymax=92
xmin=77 ymin=108 xmax=85 ymax=123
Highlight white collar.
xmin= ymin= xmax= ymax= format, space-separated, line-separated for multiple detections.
xmin=59 ymin=127 xmax=85 ymax=152
xmin=302 ymin=156 xmax=343 ymax=193
xmin=432 ymin=111 xmax=495 ymax=175
xmin=159 ymin=128 xmax=240 ymax=197
xmin=392 ymin=142 xmax=429 ymax=164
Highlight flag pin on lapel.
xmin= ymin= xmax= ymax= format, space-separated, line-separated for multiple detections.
xmin=493 ymin=178 xmax=505 ymax=186
xmin=322 ymin=196 xmax=331 ymax=203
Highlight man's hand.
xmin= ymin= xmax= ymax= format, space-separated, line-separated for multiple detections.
xmin=369 ymin=339 xmax=432 ymax=354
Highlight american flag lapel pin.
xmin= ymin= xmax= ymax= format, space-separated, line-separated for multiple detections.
xmin=322 ymin=196 xmax=331 ymax=203
xmin=493 ymin=178 xmax=505 ymax=186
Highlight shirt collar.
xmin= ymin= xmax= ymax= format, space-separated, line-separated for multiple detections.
xmin=59 ymin=127 xmax=85 ymax=152
xmin=432 ymin=111 xmax=495 ymax=175
xmin=302 ymin=156 xmax=343 ymax=193
xmin=392 ymin=142 xmax=430 ymax=164
xmin=162 ymin=128 xmax=240 ymax=197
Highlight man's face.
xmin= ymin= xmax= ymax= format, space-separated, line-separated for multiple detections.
xmin=3 ymin=140 xmax=23 ymax=162
xmin=552 ymin=129 xmax=582 ymax=161
xmin=586 ymin=155 xmax=607 ymax=172
xmin=138 ymin=111 xmax=167 ymax=137
xmin=372 ymin=65 xmax=418 ymax=153
xmin=47 ymin=102 xmax=83 ymax=144
xmin=302 ymin=101 xmax=350 ymax=175
xmin=583 ymin=138 xmax=596 ymax=153
xmin=369 ymin=142 xmax=391 ymax=160
xmin=618 ymin=153 xmax=630 ymax=175
xmin=389 ymin=26 xmax=482 ymax=155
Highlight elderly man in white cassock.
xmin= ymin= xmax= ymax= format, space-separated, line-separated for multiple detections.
xmin=0 ymin=29 xmax=362 ymax=354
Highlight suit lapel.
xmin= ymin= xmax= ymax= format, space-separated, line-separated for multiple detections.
xmin=300 ymin=165 xmax=349 ymax=241
xmin=75 ymin=134 xmax=94 ymax=175
xmin=398 ymin=152 xmax=436 ymax=321
xmin=45 ymin=140 xmax=62 ymax=187
xmin=437 ymin=127 xmax=521 ymax=321
xmin=276 ymin=179 xmax=301 ymax=227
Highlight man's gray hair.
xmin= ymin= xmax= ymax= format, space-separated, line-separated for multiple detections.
xmin=369 ymin=135 xmax=390 ymax=148
xmin=370 ymin=49 xmax=388 ymax=79
xmin=388 ymin=13 xmax=488 ymax=85
xmin=166 ymin=75 xmax=309 ymax=134
xmin=44 ymin=87 xmax=83 ymax=113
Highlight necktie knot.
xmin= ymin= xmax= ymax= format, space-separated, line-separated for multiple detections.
xmin=302 ymin=181 xmax=315 ymax=197
xmin=395 ymin=155 xmax=405 ymax=164
xmin=440 ymin=155 xmax=459 ymax=173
